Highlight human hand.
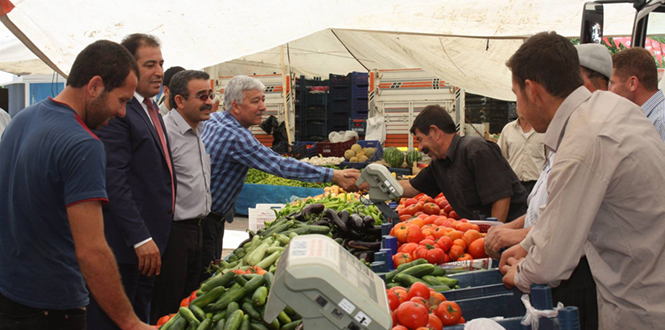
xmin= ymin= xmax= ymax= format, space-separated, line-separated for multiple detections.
xmin=485 ymin=226 xmax=527 ymax=259
xmin=499 ymin=244 xmax=527 ymax=275
xmin=135 ymin=240 xmax=161 ymax=276
xmin=332 ymin=169 xmax=361 ymax=192
xmin=501 ymin=257 xmax=520 ymax=289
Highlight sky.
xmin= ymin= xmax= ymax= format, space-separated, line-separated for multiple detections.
xmin=0 ymin=70 xmax=13 ymax=85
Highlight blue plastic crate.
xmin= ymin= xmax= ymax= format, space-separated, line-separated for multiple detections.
xmin=295 ymin=141 xmax=318 ymax=158
xmin=327 ymin=117 xmax=349 ymax=131
xmin=329 ymin=105 xmax=351 ymax=116
xmin=306 ymin=93 xmax=327 ymax=106
xmin=448 ymin=270 xmax=504 ymax=288
xmin=302 ymin=107 xmax=326 ymax=121
xmin=349 ymin=71 xmax=369 ymax=86
xmin=330 ymin=73 xmax=351 ymax=87
xmin=451 ymin=287 xmax=526 ymax=320
xmin=339 ymin=140 xmax=383 ymax=168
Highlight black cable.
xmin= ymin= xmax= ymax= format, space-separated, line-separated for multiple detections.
xmin=331 ymin=29 xmax=369 ymax=71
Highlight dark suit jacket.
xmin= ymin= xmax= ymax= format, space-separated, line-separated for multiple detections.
xmin=94 ymin=97 xmax=175 ymax=265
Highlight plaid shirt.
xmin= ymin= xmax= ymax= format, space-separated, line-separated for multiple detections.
xmin=202 ymin=111 xmax=333 ymax=215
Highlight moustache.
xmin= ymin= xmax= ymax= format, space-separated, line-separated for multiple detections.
xmin=200 ymin=105 xmax=212 ymax=111
xmin=421 ymin=147 xmax=430 ymax=155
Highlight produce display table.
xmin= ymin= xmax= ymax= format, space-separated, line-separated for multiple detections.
xmin=234 ymin=183 xmax=324 ymax=215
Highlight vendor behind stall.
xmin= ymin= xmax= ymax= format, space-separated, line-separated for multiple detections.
xmin=398 ymin=105 xmax=528 ymax=223
xmin=200 ymin=75 xmax=360 ymax=281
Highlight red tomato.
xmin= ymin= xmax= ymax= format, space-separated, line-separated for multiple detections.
xmin=449 ymin=245 xmax=464 ymax=261
xmin=435 ymin=236 xmax=453 ymax=252
xmin=413 ymin=211 xmax=424 ymax=217
xmin=188 ymin=290 xmax=198 ymax=303
xmin=387 ymin=290 xmax=401 ymax=310
xmin=404 ymin=198 xmax=418 ymax=207
xmin=426 ymin=314 xmax=443 ymax=330
xmin=407 ymin=282 xmax=431 ymax=300
xmin=392 ymin=326 xmax=409 ymax=330
xmin=449 ymin=211 xmax=460 ymax=220
xmin=180 ymin=297 xmax=190 ymax=307
xmin=468 ymin=238 xmax=486 ymax=259
xmin=423 ymin=202 xmax=441 ymax=215
xmin=437 ymin=200 xmax=449 ymax=211
xmin=443 ymin=204 xmax=454 ymax=214
xmin=430 ymin=292 xmax=447 ymax=306
xmin=425 ymin=247 xmax=446 ymax=264
xmin=424 ymin=215 xmax=438 ymax=225
xmin=393 ymin=289 xmax=408 ymax=304
xmin=399 ymin=214 xmax=413 ymax=222
xmin=434 ymin=301 xmax=462 ymax=326
xmin=409 ymin=296 xmax=429 ymax=309
xmin=398 ymin=242 xmax=419 ymax=255
xmin=442 ymin=253 xmax=451 ymax=263
xmin=406 ymin=225 xmax=424 ymax=243
xmin=418 ymin=239 xmax=436 ymax=247
xmin=453 ymin=239 xmax=466 ymax=251
xmin=457 ymin=253 xmax=473 ymax=261
xmin=462 ymin=230 xmax=482 ymax=246
xmin=417 ymin=213 xmax=429 ymax=220
xmin=413 ymin=246 xmax=428 ymax=260
xmin=393 ymin=253 xmax=413 ymax=268
xmin=394 ymin=224 xmax=410 ymax=244
xmin=433 ymin=216 xmax=447 ymax=226
xmin=391 ymin=311 xmax=398 ymax=328
xmin=395 ymin=301 xmax=429 ymax=330
xmin=390 ymin=286 xmax=407 ymax=292
xmin=156 ymin=315 xmax=171 ymax=326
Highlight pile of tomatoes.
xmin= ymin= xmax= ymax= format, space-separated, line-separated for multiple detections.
xmin=391 ymin=193 xmax=487 ymax=268
xmin=387 ymin=282 xmax=464 ymax=329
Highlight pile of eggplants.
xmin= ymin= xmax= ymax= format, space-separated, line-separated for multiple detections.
xmin=283 ymin=203 xmax=383 ymax=263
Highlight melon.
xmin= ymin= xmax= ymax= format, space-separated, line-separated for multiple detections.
xmin=406 ymin=149 xmax=422 ymax=167
xmin=351 ymin=144 xmax=362 ymax=153
xmin=383 ymin=147 xmax=404 ymax=167
xmin=365 ymin=148 xmax=376 ymax=158
xmin=349 ymin=156 xmax=359 ymax=162
xmin=358 ymin=155 xmax=369 ymax=163
xmin=344 ymin=150 xmax=355 ymax=160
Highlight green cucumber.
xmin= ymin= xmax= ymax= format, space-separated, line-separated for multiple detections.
xmin=235 ymin=276 xmax=248 ymax=286
xmin=394 ymin=273 xmax=428 ymax=288
xmin=283 ymin=306 xmax=297 ymax=318
xmin=242 ymin=302 xmax=262 ymax=320
xmin=430 ymin=284 xmax=451 ymax=292
xmin=224 ymin=310 xmax=245 ymax=330
xmin=171 ymin=316 xmax=188 ymax=330
xmin=422 ymin=275 xmax=445 ymax=286
xmin=202 ymin=272 xmax=236 ymax=292
xmin=212 ymin=311 xmax=227 ymax=323
xmin=277 ymin=311 xmax=291 ymax=325
xmin=430 ymin=267 xmax=446 ymax=276
xmin=263 ymin=272 xmax=274 ymax=290
xmin=212 ymin=288 xmax=247 ymax=311
xmin=191 ymin=286 xmax=227 ymax=308
xmin=180 ymin=307 xmax=202 ymax=327
xmin=256 ymin=251 xmax=282 ymax=270
xmin=240 ymin=315 xmax=250 ymax=330
xmin=280 ymin=320 xmax=302 ymax=330
xmin=251 ymin=287 xmax=268 ymax=307
xmin=227 ymin=302 xmax=240 ymax=316
xmin=386 ymin=282 xmax=399 ymax=289
xmin=215 ymin=319 xmax=226 ymax=330
xmin=267 ymin=317 xmax=280 ymax=330
xmin=396 ymin=258 xmax=427 ymax=272
xmin=398 ymin=264 xmax=435 ymax=278
xmin=250 ymin=323 xmax=270 ymax=330
xmin=436 ymin=276 xmax=459 ymax=287
xmin=244 ymin=275 xmax=265 ymax=292
xmin=160 ymin=313 xmax=181 ymax=330
xmin=196 ymin=318 xmax=212 ymax=330
xmin=190 ymin=305 xmax=207 ymax=321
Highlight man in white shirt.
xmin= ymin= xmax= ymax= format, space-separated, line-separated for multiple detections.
xmin=0 ymin=108 xmax=10 ymax=142
xmin=150 ymin=70 xmax=212 ymax=320
xmin=497 ymin=111 xmax=546 ymax=194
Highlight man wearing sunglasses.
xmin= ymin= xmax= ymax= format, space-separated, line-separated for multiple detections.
xmin=150 ymin=70 xmax=213 ymax=320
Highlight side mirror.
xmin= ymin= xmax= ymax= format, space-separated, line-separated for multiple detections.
xmin=581 ymin=2 xmax=605 ymax=44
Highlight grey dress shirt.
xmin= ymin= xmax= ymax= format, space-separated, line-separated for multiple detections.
xmin=163 ymin=109 xmax=211 ymax=220
xmin=516 ymin=87 xmax=665 ymax=329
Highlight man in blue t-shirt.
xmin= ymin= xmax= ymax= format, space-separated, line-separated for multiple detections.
xmin=0 ymin=41 xmax=153 ymax=330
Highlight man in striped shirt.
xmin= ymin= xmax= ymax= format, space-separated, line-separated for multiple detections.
xmin=610 ymin=47 xmax=665 ymax=141
xmin=200 ymin=75 xmax=360 ymax=279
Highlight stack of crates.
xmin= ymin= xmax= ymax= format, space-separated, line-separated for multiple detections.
xmin=295 ymin=76 xmax=329 ymax=141
xmin=327 ymin=72 xmax=369 ymax=134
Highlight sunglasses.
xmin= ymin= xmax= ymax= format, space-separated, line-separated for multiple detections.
xmin=192 ymin=92 xmax=215 ymax=102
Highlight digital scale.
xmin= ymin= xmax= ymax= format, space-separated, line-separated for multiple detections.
xmin=264 ymin=234 xmax=391 ymax=330
xmin=356 ymin=164 xmax=403 ymax=224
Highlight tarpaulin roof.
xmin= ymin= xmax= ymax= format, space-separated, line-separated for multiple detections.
xmin=1 ymin=0 xmax=663 ymax=100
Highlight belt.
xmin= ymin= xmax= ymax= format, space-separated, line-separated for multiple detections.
xmin=207 ymin=212 xmax=225 ymax=222
xmin=177 ymin=217 xmax=205 ymax=226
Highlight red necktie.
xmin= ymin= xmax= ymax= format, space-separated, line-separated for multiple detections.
xmin=144 ymin=98 xmax=175 ymax=212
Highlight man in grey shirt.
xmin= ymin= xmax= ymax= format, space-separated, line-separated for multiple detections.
xmin=150 ymin=70 xmax=212 ymax=320
xmin=501 ymin=32 xmax=665 ymax=329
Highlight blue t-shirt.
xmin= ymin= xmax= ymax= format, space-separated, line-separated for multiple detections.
xmin=0 ymin=98 xmax=108 ymax=310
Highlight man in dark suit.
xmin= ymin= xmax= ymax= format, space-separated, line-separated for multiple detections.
xmin=88 ymin=33 xmax=175 ymax=329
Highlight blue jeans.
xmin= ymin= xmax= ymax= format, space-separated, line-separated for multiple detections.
xmin=0 ymin=293 xmax=86 ymax=330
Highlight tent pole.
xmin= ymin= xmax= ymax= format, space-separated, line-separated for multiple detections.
xmin=280 ymin=45 xmax=293 ymax=145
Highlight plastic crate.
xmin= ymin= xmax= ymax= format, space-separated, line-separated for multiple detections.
xmin=306 ymin=93 xmax=327 ymax=106
xmin=330 ymin=73 xmax=351 ymax=87
xmin=303 ymin=135 xmax=327 ymax=142
xmin=350 ymin=119 xmax=366 ymax=135
xmin=447 ymin=269 xmax=503 ymax=288
xmin=450 ymin=287 xmax=526 ymax=320
xmin=339 ymin=140 xmax=383 ymax=168
xmin=327 ymin=117 xmax=350 ymax=132
xmin=316 ymin=138 xmax=357 ymax=157
xmin=349 ymin=71 xmax=369 ymax=86
xmin=329 ymin=105 xmax=351 ymax=116
xmin=302 ymin=107 xmax=326 ymax=121
xmin=295 ymin=141 xmax=318 ymax=158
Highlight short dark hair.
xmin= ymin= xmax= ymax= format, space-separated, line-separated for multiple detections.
xmin=612 ymin=47 xmax=659 ymax=91
xmin=580 ymin=66 xmax=609 ymax=90
xmin=410 ymin=105 xmax=457 ymax=135
xmin=169 ymin=70 xmax=211 ymax=109
xmin=506 ymin=31 xmax=583 ymax=99
xmin=67 ymin=40 xmax=140 ymax=91
xmin=121 ymin=33 xmax=160 ymax=59
xmin=163 ymin=66 xmax=185 ymax=89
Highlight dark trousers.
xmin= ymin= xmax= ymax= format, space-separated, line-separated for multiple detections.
xmin=86 ymin=263 xmax=155 ymax=329
xmin=0 ymin=292 xmax=86 ymax=330
xmin=150 ymin=219 xmax=203 ymax=323
xmin=200 ymin=213 xmax=226 ymax=283
xmin=520 ymin=180 xmax=538 ymax=195
xmin=552 ymin=257 xmax=598 ymax=330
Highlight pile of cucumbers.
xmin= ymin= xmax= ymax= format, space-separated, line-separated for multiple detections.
xmin=385 ymin=259 xmax=461 ymax=291
xmin=159 ymin=271 xmax=303 ymax=330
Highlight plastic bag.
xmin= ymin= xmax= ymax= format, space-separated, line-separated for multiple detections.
xmin=365 ymin=116 xmax=386 ymax=143
xmin=464 ymin=318 xmax=506 ymax=330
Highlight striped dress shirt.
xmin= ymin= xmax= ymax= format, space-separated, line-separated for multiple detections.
xmin=640 ymin=90 xmax=665 ymax=142
xmin=201 ymin=111 xmax=333 ymax=215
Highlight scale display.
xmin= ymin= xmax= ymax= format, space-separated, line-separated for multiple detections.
xmin=264 ymin=235 xmax=391 ymax=330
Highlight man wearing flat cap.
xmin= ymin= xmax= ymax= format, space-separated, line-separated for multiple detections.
xmin=610 ymin=47 xmax=665 ymax=141
xmin=576 ymin=43 xmax=612 ymax=92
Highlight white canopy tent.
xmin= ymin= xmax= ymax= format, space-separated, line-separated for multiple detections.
xmin=0 ymin=0 xmax=662 ymax=100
